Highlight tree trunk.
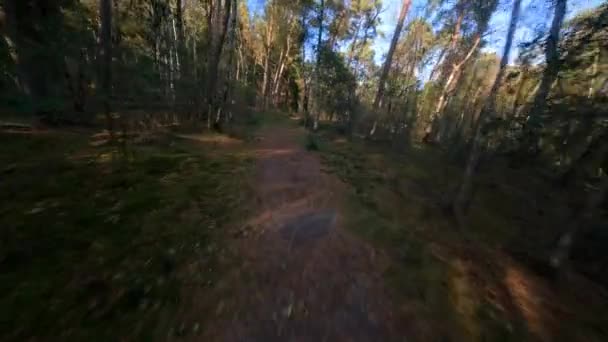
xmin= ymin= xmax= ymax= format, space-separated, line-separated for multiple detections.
xmin=2 ymin=0 xmax=32 ymax=97
xmin=176 ymin=0 xmax=187 ymax=77
xmin=206 ymin=0 xmax=233 ymax=128
xmin=313 ymin=0 xmax=325 ymax=131
xmin=218 ymin=0 xmax=238 ymax=124
xmin=261 ymin=11 xmax=273 ymax=108
xmin=511 ymin=67 xmax=528 ymax=117
xmin=272 ymin=48 xmax=286 ymax=101
xmin=272 ymin=23 xmax=294 ymax=105
xmin=369 ymin=0 xmax=412 ymax=136
xmin=346 ymin=19 xmax=362 ymax=68
xmin=524 ymin=0 xmax=567 ymax=154
xmin=100 ymin=0 xmax=114 ymax=135
xmin=424 ymin=32 xmax=481 ymax=142
xmin=453 ymin=0 xmax=522 ymax=218
xmin=430 ymin=9 xmax=464 ymax=82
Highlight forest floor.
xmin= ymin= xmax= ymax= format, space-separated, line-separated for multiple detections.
xmin=194 ymin=120 xmax=418 ymax=341
xmin=308 ymin=126 xmax=608 ymax=342
xmin=177 ymin=116 xmax=608 ymax=341
xmin=0 ymin=124 xmax=252 ymax=340
xmin=2 ymin=114 xmax=608 ymax=341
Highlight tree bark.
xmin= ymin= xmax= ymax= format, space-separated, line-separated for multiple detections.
xmin=369 ymin=0 xmax=412 ymax=136
xmin=453 ymin=0 xmax=522 ymax=218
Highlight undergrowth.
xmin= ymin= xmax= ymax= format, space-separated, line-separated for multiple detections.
xmin=313 ymin=130 xmax=606 ymax=341
xmin=0 ymin=131 xmax=251 ymax=340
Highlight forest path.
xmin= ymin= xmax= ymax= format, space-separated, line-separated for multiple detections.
xmin=201 ymin=121 xmax=417 ymax=341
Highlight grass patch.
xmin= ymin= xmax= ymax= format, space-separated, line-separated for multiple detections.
xmin=0 ymin=130 xmax=251 ymax=340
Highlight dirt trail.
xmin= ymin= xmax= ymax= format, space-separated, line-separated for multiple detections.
xmin=201 ymin=123 xmax=417 ymax=341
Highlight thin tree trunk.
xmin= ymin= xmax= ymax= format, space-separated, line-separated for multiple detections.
xmin=172 ymin=17 xmax=181 ymax=77
xmin=369 ymin=0 xmax=412 ymax=136
xmin=524 ymin=0 xmax=567 ymax=153
xmin=176 ymin=0 xmax=187 ymax=77
xmin=453 ymin=0 xmax=522 ymax=218
xmin=100 ymin=0 xmax=114 ymax=136
xmin=313 ymin=0 xmax=325 ymax=130
xmin=272 ymin=27 xmax=292 ymax=104
xmin=261 ymin=11 xmax=273 ymax=108
xmin=424 ymin=33 xmax=481 ymax=142
xmin=346 ymin=19 xmax=361 ymax=68
xmin=206 ymin=0 xmax=233 ymax=128
xmin=3 ymin=0 xmax=31 ymax=96
xmin=511 ymin=67 xmax=528 ymax=117
xmin=219 ymin=0 xmax=238 ymax=124
xmin=272 ymin=49 xmax=286 ymax=98
xmin=430 ymin=9 xmax=464 ymax=82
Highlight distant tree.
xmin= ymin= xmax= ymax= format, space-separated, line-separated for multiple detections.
xmin=522 ymin=0 xmax=568 ymax=156
xmin=453 ymin=0 xmax=522 ymax=218
xmin=100 ymin=0 xmax=114 ymax=134
xmin=312 ymin=0 xmax=325 ymax=130
xmin=368 ymin=0 xmax=412 ymax=136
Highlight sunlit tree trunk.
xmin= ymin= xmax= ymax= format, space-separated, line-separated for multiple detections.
xmin=369 ymin=0 xmax=412 ymax=136
xmin=272 ymin=32 xmax=291 ymax=105
xmin=453 ymin=0 xmax=522 ymax=218
xmin=430 ymin=9 xmax=464 ymax=82
xmin=261 ymin=10 xmax=273 ymax=108
xmin=424 ymin=32 xmax=481 ymax=142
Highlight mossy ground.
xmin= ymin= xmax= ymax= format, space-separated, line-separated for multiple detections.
xmin=0 ymin=129 xmax=252 ymax=340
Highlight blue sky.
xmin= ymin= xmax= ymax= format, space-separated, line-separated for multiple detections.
xmin=375 ymin=0 xmax=605 ymax=63
xmin=246 ymin=0 xmax=605 ymax=64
